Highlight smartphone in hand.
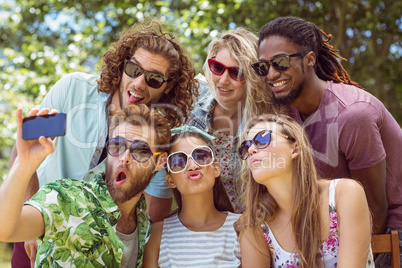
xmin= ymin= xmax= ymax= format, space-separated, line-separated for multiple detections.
xmin=22 ymin=113 xmax=67 ymax=140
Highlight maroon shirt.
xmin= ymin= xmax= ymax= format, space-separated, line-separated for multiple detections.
xmin=290 ymin=81 xmax=402 ymax=228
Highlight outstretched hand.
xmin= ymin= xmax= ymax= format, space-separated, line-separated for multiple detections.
xmin=15 ymin=108 xmax=56 ymax=168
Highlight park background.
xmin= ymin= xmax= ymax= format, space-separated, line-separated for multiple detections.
xmin=0 ymin=0 xmax=401 ymax=266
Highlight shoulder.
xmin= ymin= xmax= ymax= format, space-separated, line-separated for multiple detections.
xmin=53 ymin=72 xmax=99 ymax=88
xmin=322 ymin=178 xmax=364 ymax=198
xmin=37 ymin=178 xmax=87 ymax=195
xmin=26 ymin=179 xmax=90 ymax=215
xmin=194 ymin=74 xmax=214 ymax=107
xmin=161 ymin=213 xmax=179 ymax=226
xmin=227 ymin=212 xmax=242 ymax=222
xmin=333 ymin=179 xmax=367 ymax=207
xmin=44 ymin=72 xmax=101 ymax=102
xmin=64 ymin=72 xmax=99 ymax=82
xmin=326 ymin=82 xmax=384 ymax=122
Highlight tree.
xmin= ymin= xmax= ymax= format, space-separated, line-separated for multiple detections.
xmin=1 ymin=0 xmax=401 ymax=182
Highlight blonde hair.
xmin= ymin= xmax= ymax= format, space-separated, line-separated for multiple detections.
xmin=234 ymin=113 xmax=322 ymax=268
xmin=203 ymin=28 xmax=276 ymax=119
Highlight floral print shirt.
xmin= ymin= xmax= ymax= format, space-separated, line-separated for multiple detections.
xmin=25 ymin=173 xmax=150 ymax=268
xmin=262 ymin=179 xmax=374 ymax=267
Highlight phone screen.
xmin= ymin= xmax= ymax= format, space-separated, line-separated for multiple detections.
xmin=22 ymin=113 xmax=67 ymax=140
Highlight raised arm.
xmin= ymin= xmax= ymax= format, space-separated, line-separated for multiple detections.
xmin=336 ymin=179 xmax=372 ymax=268
xmin=0 ymin=109 xmax=55 ymax=242
xmin=9 ymin=145 xmax=40 ymax=202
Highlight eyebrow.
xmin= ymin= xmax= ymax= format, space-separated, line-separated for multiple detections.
xmin=130 ymin=57 xmax=167 ymax=77
xmin=259 ymin=53 xmax=292 ymax=61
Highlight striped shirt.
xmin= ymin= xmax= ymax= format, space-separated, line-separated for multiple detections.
xmin=158 ymin=212 xmax=241 ymax=267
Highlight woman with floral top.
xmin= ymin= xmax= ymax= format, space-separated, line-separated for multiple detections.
xmin=234 ymin=114 xmax=374 ymax=268
xmin=187 ymin=28 xmax=276 ymax=213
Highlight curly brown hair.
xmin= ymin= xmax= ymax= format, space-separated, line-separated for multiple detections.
xmin=98 ymin=21 xmax=199 ymax=128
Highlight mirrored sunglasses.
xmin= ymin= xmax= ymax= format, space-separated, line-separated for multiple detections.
xmin=238 ymin=130 xmax=293 ymax=160
xmin=208 ymin=58 xmax=244 ymax=81
xmin=167 ymin=146 xmax=214 ymax=173
xmin=124 ymin=58 xmax=170 ymax=89
xmin=106 ymin=136 xmax=161 ymax=163
xmin=251 ymin=51 xmax=310 ymax=76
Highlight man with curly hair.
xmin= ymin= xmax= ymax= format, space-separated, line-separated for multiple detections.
xmin=10 ymin=21 xmax=198 ymax=267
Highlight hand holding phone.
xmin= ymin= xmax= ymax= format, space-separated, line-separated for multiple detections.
xmin=22 ymin=113 xmax=66 ymax=140
xmin=14 ymin=108 xmax=58 ymax=171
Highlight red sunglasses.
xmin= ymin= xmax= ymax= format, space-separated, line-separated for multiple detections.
xmin=208 ymin=58 xmax=244 ymax=81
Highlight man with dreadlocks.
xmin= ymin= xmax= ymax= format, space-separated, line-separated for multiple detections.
xmin=251 ymin=16 xmax=402 ymax=267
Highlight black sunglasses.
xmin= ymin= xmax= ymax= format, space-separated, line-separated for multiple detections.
xmin=167 ymin=146 xmax=214 ymax=173
xmin=124 ymin=58 xmax=170 ymax=89
xmin=238 ymin=130 xmax=293 ymax=160
xmin=251 ymin=51 xmax=310 ymax=76
xmin=106 ymin=136 xmax=161 ymax=163
xmin=208 ymin=58 xmax=244 ymax=81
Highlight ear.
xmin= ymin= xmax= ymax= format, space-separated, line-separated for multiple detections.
xmin=155 ymin=152 xmax=167 ymax=172
xmin=165 ymin=173 xmax=177 ymax=189
xmin=306 ymin=51 xmax=316 ymax=67
xmin=213 ymin=162 xmax=221 ymax=178
xmin=291 ymin=142 xmax=300 ymax=159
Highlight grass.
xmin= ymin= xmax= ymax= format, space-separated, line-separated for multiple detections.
xmin=0 ymin=242 xmax=12 ymax=268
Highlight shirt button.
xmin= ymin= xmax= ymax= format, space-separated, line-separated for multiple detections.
xmin=96 ymin=149 xmax=100 ymax=153
xmin=89 ymin=171 xmax=94 ymax=174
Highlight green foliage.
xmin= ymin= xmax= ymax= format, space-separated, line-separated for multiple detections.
xmin=1 ymin=0 xmax=401 ymax=182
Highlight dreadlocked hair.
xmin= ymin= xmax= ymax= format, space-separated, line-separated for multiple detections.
xmin=258 ymin=16 xmax=364 ymax=90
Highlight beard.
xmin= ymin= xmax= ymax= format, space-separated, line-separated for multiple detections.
xmin=273 ymin=80 xmax=305 ymax=105
xmin=104 ymin=160 xmax=156 ymax=203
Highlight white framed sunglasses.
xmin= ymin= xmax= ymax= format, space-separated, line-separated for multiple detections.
xmin=167 ymin=146 xmax=215 ymax=174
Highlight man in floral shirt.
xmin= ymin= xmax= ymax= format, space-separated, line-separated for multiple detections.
xmin=0 ymin=104 xmax=170 ymax=267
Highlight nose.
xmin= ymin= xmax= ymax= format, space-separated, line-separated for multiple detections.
xmin=119 ymin=148 xmax=132 ymax=165
xmin=267 ymin=64 xmax=280 ymax=81
xmin=132 ymin=73 xmax=147 ymax=91
xmin=248 ymin=143 xmax=258 ymax=157
xmin=186 ymin=157 xmax=200 ymax=171
xmin=219 ymin=69 xmax=231 ymax=83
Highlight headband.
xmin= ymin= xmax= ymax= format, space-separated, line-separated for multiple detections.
xmin=171 ymin=125 xmax=215 ymax=141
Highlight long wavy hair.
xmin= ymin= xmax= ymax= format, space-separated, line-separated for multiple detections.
xmin=166 ymin=131 xmax=234 ymax=213
xmin=234 ymin=114 xmax=322 ymax=268
xmin=258 ymin=16 xmax=364 ymax=90
xmin=98 ymin=21 xmax=199 ymax=128
xmin=204 ymin=28 xmax=277 ymax=120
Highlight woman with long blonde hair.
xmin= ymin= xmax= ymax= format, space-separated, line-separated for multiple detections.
xmin=235 ymin=114 xmax=374 ymax=267
xmin=187 ymin=27 xmax=277 ymax=213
